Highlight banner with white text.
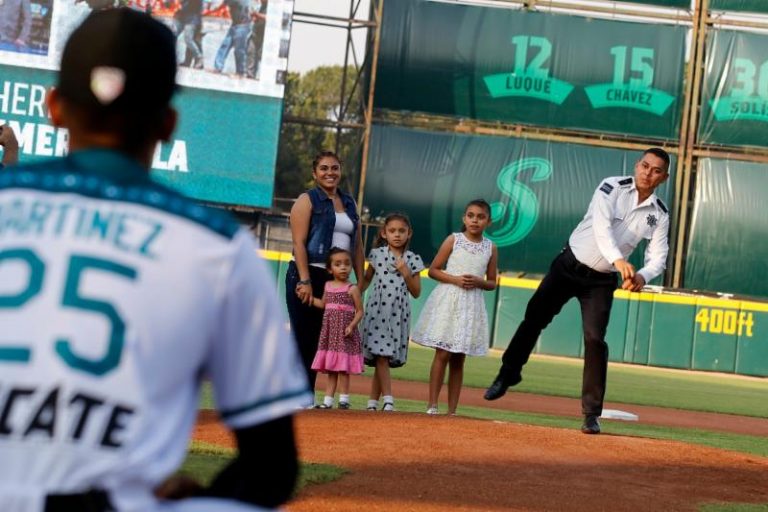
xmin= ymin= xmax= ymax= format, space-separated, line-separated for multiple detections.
xmin=375 ymin=0 xmax=687 ymax=140
xmin=698 ymin=30 xmax=768 ymax=148
xmin=0 ymin=0 xmax=292 ymax=207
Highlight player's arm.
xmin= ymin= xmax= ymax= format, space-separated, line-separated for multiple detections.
xmin=203 ymin=415 xmax=298 ymax=508
xmin=427 ymin=235 xmax=461 ymax=286
xmin=203 ymin=230 xmax=312 ymax=507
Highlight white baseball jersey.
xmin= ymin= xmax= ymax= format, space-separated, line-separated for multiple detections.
xmin=0 ymin=150 xmax=311 ymax=512
xmin=569 ymin=176 xmax=670 ymax=284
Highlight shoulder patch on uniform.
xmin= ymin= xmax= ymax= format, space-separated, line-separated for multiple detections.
xmin=599 ymin=182 xmax=614 ymax=195
xmin=656 ymin=198 xmax=668 ymax=213
xmin=618 ymin=177 xmax=633 ymax=186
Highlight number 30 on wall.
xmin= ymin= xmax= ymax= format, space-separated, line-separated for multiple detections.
xmin=0 ymin=248 xmax=136 ymax=377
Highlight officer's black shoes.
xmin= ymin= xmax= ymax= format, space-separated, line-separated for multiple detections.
xmin=483 ymin=370 xmax=522 ymax=400
xmin=581 ymin=415 xmax=601 ymax=434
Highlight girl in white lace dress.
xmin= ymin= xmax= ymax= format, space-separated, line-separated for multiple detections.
xmin=411 ymin=199 xmax=498 ymax=416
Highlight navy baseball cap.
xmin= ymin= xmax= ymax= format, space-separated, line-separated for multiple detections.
xmin=57 ymin=8 xmax=177 ymax=114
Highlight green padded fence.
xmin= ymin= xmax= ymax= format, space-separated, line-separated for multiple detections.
xmin=260 ymin=251 xmax=768 ymax=377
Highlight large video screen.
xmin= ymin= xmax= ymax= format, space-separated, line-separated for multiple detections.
xmin=0 ymin=0 xmax=293 ymax=207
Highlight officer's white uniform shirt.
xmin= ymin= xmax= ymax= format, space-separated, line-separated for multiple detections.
xmin=568 ymin=176 xmax=670 ymax=284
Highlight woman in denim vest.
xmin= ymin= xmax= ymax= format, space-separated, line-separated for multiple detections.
xmin=286 ymin=151 xmax=363 ymax=405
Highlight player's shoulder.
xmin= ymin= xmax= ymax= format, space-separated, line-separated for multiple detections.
xmin=3 ymin=156 xmax=241 ymax=240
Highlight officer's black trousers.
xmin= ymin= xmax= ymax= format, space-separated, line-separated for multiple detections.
xmin=501 ymin=246 xmax=617 ymax=416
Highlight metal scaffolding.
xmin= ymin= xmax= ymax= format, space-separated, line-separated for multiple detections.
xmin=284 ymin=0 xmax=768 ymax=288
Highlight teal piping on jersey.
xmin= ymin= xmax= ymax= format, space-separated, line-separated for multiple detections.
xmin=0 ymin=149 xmax=239 ymax=240
xmin=220 ymin=388 xmax=311 ymax=421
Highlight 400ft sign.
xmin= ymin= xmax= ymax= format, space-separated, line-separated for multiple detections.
xmin=695 ymin=307 xmax=755 ymax=337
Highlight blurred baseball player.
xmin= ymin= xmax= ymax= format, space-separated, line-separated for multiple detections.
xmin=485 ymin=148 xmax=670 ymax=435
xmin=0 ymin=8 xmax=310 ymax=512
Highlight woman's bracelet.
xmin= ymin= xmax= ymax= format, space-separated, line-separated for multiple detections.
xmin=297 ymin=279 xmax=311 ymax=286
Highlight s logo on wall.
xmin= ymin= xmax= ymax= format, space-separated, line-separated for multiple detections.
xmin=486 ymin=158 xmax=552 ymax=247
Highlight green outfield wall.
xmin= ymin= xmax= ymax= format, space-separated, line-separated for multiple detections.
xmin=259 ymin=251 xmax=768 ymax=378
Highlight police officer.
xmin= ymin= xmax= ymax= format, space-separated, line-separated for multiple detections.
xmin=0 ymin=9 xmax=310 ymax=511
xmin=484 ymin=148 xmax=671 ymax=435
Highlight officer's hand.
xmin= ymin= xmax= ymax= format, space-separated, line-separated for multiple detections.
xmin=613 ymin=259 xmax=635 ymax=281
xmin=621 ymin=274 xmax=646 ymax=292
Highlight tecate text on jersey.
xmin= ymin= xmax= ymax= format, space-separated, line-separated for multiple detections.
xmin=0 ymin=384 xmax=136 ymax=449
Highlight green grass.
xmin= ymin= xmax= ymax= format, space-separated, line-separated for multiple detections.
xmin=179 ymin=441 xmax=347 ymax=490
xmin=700 ymin=505 xmax=768 ymax=512
xmin=305 ymin=394 xmax=768 ymax=458
xmin=391 ymin=344 xmax=768 ymax=418
xmin=198 ymin=344 xmax=768 ymax=419
xmin=191 ymin=345 xmax=768 ymax=510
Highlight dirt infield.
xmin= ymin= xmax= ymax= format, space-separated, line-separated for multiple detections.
xmin=193 ymin=378 xmax=768 ymax=511
xmin=348 ymin=376 xmax=768 ymax=437
xmin=194 ymin=410 xmax=768 ymax=512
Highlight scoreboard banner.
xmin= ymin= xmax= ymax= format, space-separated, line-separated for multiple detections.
xmin=375 ymin=0 xmax=687 ymax=140
xmin=0 ymin=0 xmax=293 ymax=207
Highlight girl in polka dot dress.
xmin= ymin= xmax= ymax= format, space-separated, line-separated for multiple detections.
xmin=360 ymin=213 xmax=424 ymax=412
xmin=310 ymin=248 xmax=365 ymax=409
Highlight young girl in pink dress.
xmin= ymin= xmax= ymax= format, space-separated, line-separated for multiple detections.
xmin=310 ymin=248 xmax=364 ymax=409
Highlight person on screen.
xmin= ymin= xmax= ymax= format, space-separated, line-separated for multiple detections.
xmin=214 ymin=0 xmax=252 ymax=77
xmin=0 ymin=0 xmax=32 ymax=49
